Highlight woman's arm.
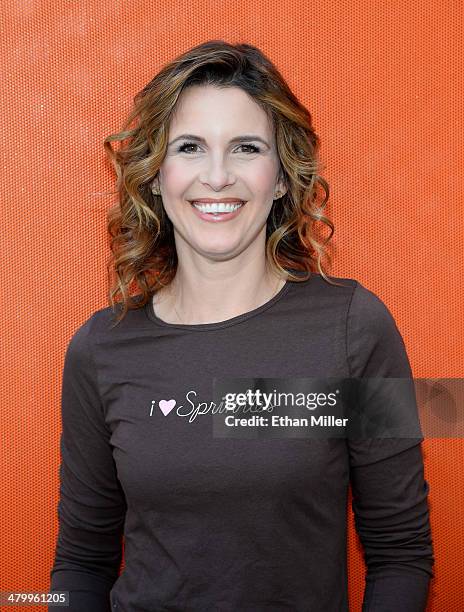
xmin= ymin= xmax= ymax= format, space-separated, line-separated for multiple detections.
xmin=49 ymin=314 xmax=127 ymax=611
xmin=350 ymin=443 xmax=434 ymax=611
xmin=346 ymin=282 xmax=435 ymax=611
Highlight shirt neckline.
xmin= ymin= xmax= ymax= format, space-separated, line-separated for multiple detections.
xmin=144 ymin=278 xmax=292 ymax=332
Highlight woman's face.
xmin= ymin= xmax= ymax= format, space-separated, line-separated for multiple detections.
xmin=154 ymin=84 xmax=286 ymax=261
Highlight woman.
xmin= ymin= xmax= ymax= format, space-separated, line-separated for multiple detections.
xmin=49 ymin=40 xmax=434 ymax=611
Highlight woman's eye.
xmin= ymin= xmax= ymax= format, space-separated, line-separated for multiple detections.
xmin=178 ymin=142 xmax=199 ymax=153
xmin=177 ymin=142 xmax=261 ymax=154
xmin=240 ymin=144 xmax=260 ymax=154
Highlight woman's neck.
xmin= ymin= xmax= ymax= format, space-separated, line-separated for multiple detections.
xmin=153 ymin=263 xmax=286 ymax=325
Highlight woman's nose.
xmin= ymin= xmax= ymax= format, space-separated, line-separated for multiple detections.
xmin=199 ymin=155 xmax=235 ymax=191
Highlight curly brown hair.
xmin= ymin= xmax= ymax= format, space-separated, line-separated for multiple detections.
xmin=103 ymin=39 xmax=341 ymax=325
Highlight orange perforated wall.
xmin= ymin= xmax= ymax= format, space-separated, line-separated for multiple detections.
xmin=1 ymin=1 xmax=462 ymax=610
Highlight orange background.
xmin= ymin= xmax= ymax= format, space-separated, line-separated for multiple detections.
xmin=1 ymin=1 xmax=463 ymax=610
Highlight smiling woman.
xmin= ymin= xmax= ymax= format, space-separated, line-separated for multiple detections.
xmin=147 ymin=83 xmax=290 ymax=314
xmin=49 ymin=40 xmax=434 ymax=612
xmin=100 ymin=40 xmax=335 ymax=326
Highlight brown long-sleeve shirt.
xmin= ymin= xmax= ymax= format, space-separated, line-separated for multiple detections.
xmin=49 ymin=273 xmax=434 ymax=611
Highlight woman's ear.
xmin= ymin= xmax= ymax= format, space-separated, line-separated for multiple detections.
xmin=151 ymin=176 xmax=160 ymax=195
xmin=276 ymin=175 xmax=288 ymax=198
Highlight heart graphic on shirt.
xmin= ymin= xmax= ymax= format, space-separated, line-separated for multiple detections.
xmin=159 ymin=399 xmax=176 ymax=416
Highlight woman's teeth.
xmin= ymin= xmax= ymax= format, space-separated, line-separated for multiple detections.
xmin=192 ymin=201 xmax=244 ymax=214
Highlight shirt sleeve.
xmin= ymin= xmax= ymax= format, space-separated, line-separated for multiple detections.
xmin=346 ymin=282 xmax=435 ymax=611
xmin=49 ymin=314 xmax=127 ymax=611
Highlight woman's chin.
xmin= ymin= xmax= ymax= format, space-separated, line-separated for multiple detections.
xmin=189 ymin=236 xmax=245 ymax=259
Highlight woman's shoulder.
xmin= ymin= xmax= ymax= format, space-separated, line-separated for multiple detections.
xmin=290 ymin=273 xmax=404 ymax=347
xmin=289 ymin=270 xmax=358 ymax=306
xmin=67 ymin=295 xmax=148 ymax=344
xmin=299 ymin=272 xmax=396 ymax=315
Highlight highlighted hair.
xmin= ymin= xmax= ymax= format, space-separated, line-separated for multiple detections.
xmin=103 ymin=40 xmax=341 ymax=325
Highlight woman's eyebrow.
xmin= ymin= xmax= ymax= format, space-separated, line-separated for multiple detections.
xmin=168 ymin=134 xmax=270 ymax=147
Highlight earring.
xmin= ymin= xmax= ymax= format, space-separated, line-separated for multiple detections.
xmin=274 ymin=190 xmax=283 ymax=199
xmin=151 ymin=182 xmax=160 ymax=196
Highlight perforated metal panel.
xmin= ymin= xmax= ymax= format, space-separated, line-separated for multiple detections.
xmin=1 ymin=1 xmax=462 ymax=610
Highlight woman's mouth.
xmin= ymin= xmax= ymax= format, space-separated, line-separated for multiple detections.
xmin=190 ymin=200 xmax=246 ymax=222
